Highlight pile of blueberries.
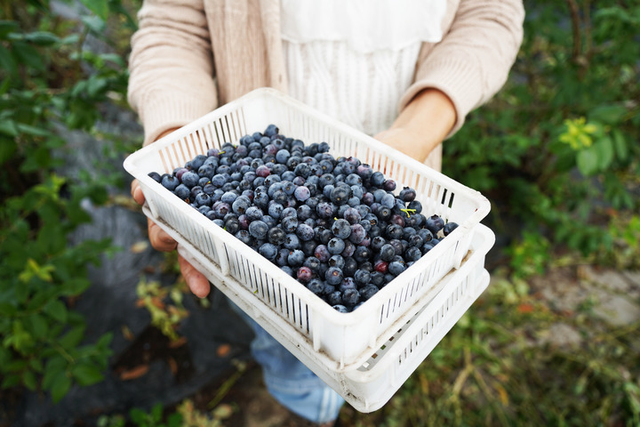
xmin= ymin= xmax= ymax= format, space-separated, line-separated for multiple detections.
xmin=148 ymin=125 xmax=458 ymax=313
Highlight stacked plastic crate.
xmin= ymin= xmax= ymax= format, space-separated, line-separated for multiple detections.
xmin=124 ymin=89 xmax=496 ymax=412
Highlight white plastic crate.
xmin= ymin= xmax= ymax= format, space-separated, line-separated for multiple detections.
xmin=297 ymin=225 xmax=494 ymax=412
xmin=123 ymin=88 xmax=491 ymax=371
xmin=179 ymin=223 xmax=494 ymax=413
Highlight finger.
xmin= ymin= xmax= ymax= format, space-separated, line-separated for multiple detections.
xmin=178 ymin=254 xmax=210 ymax=298
xmin=148 ymin=218 xmax=178 ymax=252
xmin=131 ymin=180 xmax=146 ymax=206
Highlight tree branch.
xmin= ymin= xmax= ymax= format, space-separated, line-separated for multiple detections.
xmin=565 ymin=0 xmax=582 ymax=62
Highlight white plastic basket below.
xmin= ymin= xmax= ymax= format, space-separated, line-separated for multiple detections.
xmin=303 ymin=225 xmax=494 ymax=412
xmin=124 ymin=88 xmax=492 ymax=371
xmin=181 ymin=224 xmax=495 ymax=413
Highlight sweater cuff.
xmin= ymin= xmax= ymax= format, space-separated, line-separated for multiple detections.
xmin=399 ymin=57 xmax=483 ymax=139
xmin=138 ymin=92 xmax=216 ymax=146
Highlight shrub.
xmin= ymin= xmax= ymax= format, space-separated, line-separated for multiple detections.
xmin=444 ymin=0 xmax=640 ymax=265
xmin=0 ymin=0 xmax=138 ymax=403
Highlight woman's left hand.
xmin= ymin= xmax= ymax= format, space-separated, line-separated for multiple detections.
xmin=374 ymin=127 xmax=435 ymax=163
xmin=374 ymin=88 xmax=457 ymax=163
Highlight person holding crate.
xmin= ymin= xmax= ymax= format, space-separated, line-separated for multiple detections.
xmin=128 ymin=1 xmax=524 ymax=425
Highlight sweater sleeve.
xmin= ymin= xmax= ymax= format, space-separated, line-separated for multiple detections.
xmin=127 ymin=0 xmax=217 ymax=146
xmin=399 ymin=0 xmax=525 ymax=137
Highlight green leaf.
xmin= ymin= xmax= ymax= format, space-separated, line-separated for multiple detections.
xmin=6 ymin=360 xmax=27 ymax=372
xmin=43 ymin=357 xmax=67 ymax=390
xmin=60 ymin=34 xmax=80 ymax=45
xmin=2 ymin=374 xmax=22 ymax=388
xmin=23 ymin=370 xmax=37 ymax=391
xmin=555 ymin=150 xmax=576 ymax=173
xmin=37 ymin=223 xmax=66 ymax=255
xmin=0 ymin=20 xmax=20 ymax=40
xmin=0 ymin=302 xmax=17 ymax=316
xmin=0 ymin=347 xmax=11 ymax=367
xmin=0 ymin=74 xmax=10 ymax=95
xmin=167 ymin=413 xmax=183 ymax=427
xmin=4 ymin=321 xmax=33 ymax=353
xmin=99 ymin=53 xmax=125 ymax=66
xmin=50 ymin=371 xmax=71 ymax=403
xmin=81 ymin=15 xmax=106 ymax=34
xmin=0 ymin=138 xmax=16 ymax=164
xmin=26 ymin=289 xmax=57 ymax=312
xmin=589 ymin=104 xmax=628 ymax=124
xmin=594 ymin=136 xmax=614 ymax=171
xmin=79 ymin=0 xmax=109 ymax=21
xmin=0 ymin=44 xmax=17 ymax=75
xmin=71 ymin=363 xmax=104 ymax=386
xmin=577 ymin=148 xmax=599 ymax=176
xmin=44 ymin=300 xmax=68 ymax=323
xmin=151 ymin=403 xmax=163 ymax=421
xmin=28 ymin=313 xmax=48 ymax=339
xmin=29 ymin=358 xmax=44 ymax=373
xmin=87 ymin=76 xmax=108 ymax=98
xmin=612 ymin=130 xmax=628 ymax=161
xmin=16 ymin=123 xmax=51 ymax=137
xmin=624 ymin=382 xmax=640 ymax=415
xmin=129 ymin=408 xmax=147 ymax=424
xmin=58 ymin=326 xmax=85 ymax=350
xmin=60 ymin=278 xmax=91 ymax=296
xmin=23 ymin=31 xmax=59 ymax=46
xmin=12 ymin=42 xmax=44 ymax=71
xmin=0 ymin=120 xmax=18 ymax=137
xmin=96 ymin=332 xmax=113 ymax=350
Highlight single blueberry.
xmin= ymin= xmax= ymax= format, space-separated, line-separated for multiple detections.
xmin=359 ymin=284 xmax=379 ymax=301
xmin=287 ymin=249 xmax=305 ymax=267
xmin=327 ymin=237 xmax=346 ymax=255
xmin=296 ymin=223 xmax=315 ymax=241
xmin=443 ymin=221 xmax=459 ymax=236
xmin=148 ymin=171 xmax=162 ymax=182
xmin=161 ymin=175 xmax=180 ymax=191
xmin=267 ymin=227 xmax=286 ymax=245
xmin=425 ymin=214 xmax=445 ymax=234
xmin=283 ymin=233 xmax=301 ymax=250
xmin=248 ymin=220 xmax=268 ymax=240
xmin=331 ymin=219 xmax=352 ymax=239
xmin=296 ymin=266 xmax=313 ymax=283
xmin=388 ymin=260 xmax=407 ymax=276
xmin=342 ymin=288 xmax=360 ymax=307
xmin=307 ymin=279 xmax=324 ymax=296
xmin=258 ymin=243 xmax=278 ymax=261
xmin=332 ymin=304 xmax=349 ymax=314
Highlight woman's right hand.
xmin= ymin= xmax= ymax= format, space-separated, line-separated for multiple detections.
xmin=130 ymin=128 xmax=211 ymax=298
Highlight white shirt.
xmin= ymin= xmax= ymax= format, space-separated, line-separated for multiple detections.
xmin=281 ymin=0 xmax=447 ymax=136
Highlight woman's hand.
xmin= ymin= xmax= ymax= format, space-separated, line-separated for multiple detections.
xmin=375 ymin=88 xmax=457 ymax=163
xmin=130 ymin=128 xmax=211 ymax=298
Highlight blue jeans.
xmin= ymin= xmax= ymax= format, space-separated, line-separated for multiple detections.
xmin=229 ymin=302 xmax=344 ymax=424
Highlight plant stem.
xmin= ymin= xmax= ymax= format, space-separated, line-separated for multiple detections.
xmin=565 ymin=0 xmax=582 ymax=62
xmin=53 ymin=342 xmax=75 ymax=364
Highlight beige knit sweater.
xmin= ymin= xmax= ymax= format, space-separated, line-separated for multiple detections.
xmin=128 ymin=0 xmax=524 ymax=147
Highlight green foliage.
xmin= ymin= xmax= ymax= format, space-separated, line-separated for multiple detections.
xmin=507 ymin=231 xmax=551 ymax=280
xmin=604 ymin=213 xmax=640 ymax=269
xmin=96 ymin=400 xmax=235 ymax=427
xmin=0 ymin=1 xmax=138 ymax=403
xmin=136 ymin=277 xmax=189 ymax=342
xmin=129 ymin=404 xmax=182 ymax=427
xmin=444 ymin=0 xmax=640 ymax=266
